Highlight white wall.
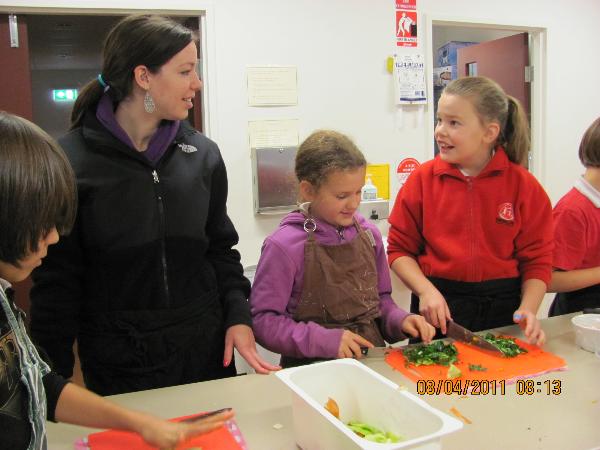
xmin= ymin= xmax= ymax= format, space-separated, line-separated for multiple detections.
xmin=215 ymin=0 xmax=600 ymax=267
xmin=4 ymin=0 xmax=600 ymax=271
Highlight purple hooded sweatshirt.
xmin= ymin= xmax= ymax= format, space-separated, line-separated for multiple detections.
xmin=250 ymin=210 xmax=410 ymax=359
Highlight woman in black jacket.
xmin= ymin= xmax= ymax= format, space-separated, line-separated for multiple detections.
xmin=30 ymin=14 xmax=278 ymax=396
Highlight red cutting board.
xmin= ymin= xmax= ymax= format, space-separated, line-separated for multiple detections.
xmin=84 ymin=414 xmax=246 ymax=450
xmin=385 ymin=337 xmax=567 ymax=383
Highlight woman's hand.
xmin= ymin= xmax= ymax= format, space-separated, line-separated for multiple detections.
xmin=137 ymin=409 xmax=234 ymax=450
xmin=337 ymin=330 xmax=373 ymax=359
xmin=418 ymin=287 xmax=452 ymax=334
xmin=401 ymin=314 xmax=436 ymax=343
xmin=224 ymin=324 xmax=281 ymax=374
xmin=513 ymin=309 xmax=546 ymax=345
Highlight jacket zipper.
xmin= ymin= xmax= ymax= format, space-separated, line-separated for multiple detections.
xmin=337 ymin=227 xmax=345 ymax=242
xmin=466 ymin=177 xmax=476 ymax=279
xmin=152 ymin=169 xmax=171 ymax=306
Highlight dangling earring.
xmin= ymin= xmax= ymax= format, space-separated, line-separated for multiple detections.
xmin=144 ymin=90 xmax=155 ymax=113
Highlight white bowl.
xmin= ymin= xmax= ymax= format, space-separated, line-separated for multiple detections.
xmin=276 ymin=358 xmax=462 ymax=450
xmin=571 ymin=313 xmax=600 ymax=353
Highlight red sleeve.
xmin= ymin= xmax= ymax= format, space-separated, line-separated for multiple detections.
xmin=514 ymin=174 xmax=554 ymax=285
xmin=387 ymin=168 xmax=425 ymax=266
xmin=553 ymin=206 xmax=586 ymax=271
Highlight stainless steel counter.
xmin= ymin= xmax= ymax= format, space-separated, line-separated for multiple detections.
xmin=47 ymin=313 xmax=600 ymax=450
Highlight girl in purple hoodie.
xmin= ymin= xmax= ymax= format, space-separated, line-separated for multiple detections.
xmin=250 ymin=130 xmax=435 ymax=367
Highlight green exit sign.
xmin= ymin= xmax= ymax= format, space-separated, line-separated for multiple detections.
xmin=52 ymin=89 xmax=78 ymax=102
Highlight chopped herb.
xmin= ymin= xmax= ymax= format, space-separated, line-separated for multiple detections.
xmin=447 ymin=363 xmax=462 ymax=379
xmin=402 ymin=341 xmax=458 ymax=366
xmin=468 ymin=364 xmax=488 ymax=372
xmin=482 ymin=333 xmax=527 ymax=357
xmin=347 ymin=421 xmax=404 ymax=443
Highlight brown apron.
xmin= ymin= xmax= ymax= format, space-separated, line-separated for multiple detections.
xmin=281 ymin=216 xmax=384 ymax=367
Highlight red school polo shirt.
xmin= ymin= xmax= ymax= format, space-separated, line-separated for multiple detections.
xmin=553 ymin=178 xmax=600 ymax=271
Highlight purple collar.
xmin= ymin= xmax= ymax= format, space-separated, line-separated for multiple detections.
xmin=96 ymin=93 xmax=180 ymax=165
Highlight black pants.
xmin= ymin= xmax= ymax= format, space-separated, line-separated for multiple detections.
xmin=548 ymin=283 xmax=600 ymax=317
xmin=410 ymin=277 xmax=521 ymax=341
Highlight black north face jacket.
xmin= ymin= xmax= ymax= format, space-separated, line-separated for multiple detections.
xmin=30 ymin=112 xmax=251 ymax=395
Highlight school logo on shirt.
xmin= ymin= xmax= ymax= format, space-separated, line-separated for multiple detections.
xmin=178 ymin=143 xmax=197 ymax=153
xmin=497 ymin=202 xmax=514 ymax=225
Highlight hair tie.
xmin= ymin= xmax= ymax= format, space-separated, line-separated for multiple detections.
xmin=97 ymin=74 xmax=108 ymax=89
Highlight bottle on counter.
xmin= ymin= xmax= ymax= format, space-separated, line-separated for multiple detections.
xmin=361 ymin=175 xmax=378 ymax=201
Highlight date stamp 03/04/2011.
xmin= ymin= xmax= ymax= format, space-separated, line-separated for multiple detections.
xmin=416 ymin=379 xmax=562 ymax=396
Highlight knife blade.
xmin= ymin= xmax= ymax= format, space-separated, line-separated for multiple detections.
xmin=445 ymin=321 xmax=504 ymax=355
xmin=181 ymin=408 xmax=233 ymax=423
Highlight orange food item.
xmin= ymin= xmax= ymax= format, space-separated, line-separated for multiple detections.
xmin=450 ymin=407 xmax=472 ymax=424
xmin=325 ymin=397 xmax=340 ymax=418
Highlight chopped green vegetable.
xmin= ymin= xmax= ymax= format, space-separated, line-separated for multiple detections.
xmin=468 ymin=364 xmax=488 ymax=371
xmin=447 ymin=363 xmax=462 ymax=379
xmin=347 ymin=421 xmax=404 ymax=443
xmin=402 ymin=340 xmax=458 ymax=366
xmin=482 ymin=333 xmax=527 ymax=357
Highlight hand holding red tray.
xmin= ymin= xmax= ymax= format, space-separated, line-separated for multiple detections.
xmin=75 ymin=409 xmax=248 ymax=450
xmin=385 ymin=336 xmax=567 ymax=384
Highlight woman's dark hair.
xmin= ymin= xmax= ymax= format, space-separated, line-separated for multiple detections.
xmin=295 ymin=130 xmax=366 ymax=190
xmin=70 ymin=14 xmax=195 ymax=129
xmin=0 ymin=112 xmax=77 ymax=264
xmin=578 ymin=117 xmax=600 ymax=167
xmin=443 ymin=76 xmax=530 ymax=166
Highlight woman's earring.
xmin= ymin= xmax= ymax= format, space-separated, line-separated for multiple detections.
xmin=144 ymin=90 xmax=155 ymax=113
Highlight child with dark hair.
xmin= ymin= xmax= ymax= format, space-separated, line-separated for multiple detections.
xmin=549 ymin=117 xmax=600 ymax=315
xmin=0 ymin=111 xmax=233 ymax=450
xmin=388 ymin=76 xmax=552 ymax=345
xmin=250 ymin=130 xmax=434 ymax=367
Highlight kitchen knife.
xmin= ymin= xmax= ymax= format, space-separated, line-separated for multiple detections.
xmin=445 ymin=321 xmax=504 ymax=355
xmin=181 ymin=408 xmax=233 ymax=423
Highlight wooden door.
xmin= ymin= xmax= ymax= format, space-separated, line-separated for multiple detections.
xmin=0 ymin=14 xmax=33 ymax=119
xmin=457 ymin=32 xmax=530 ymax=117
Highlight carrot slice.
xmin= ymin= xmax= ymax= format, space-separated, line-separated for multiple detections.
xmin=325 ymin=397 xmax=340 ymax=419
xmin=450 ymin=407 xmax=472 ymax=424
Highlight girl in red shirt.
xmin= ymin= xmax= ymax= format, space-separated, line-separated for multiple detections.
xmin=387 ymin=76 xmax=552 ymax=345
xmin=549 ymin=116 xmax=600 ymax=315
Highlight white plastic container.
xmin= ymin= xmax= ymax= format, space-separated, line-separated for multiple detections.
xmin=276 ymin=358 xmax=463 ymax=450
xmin=571 ymin=313 xmax=600 ymax=354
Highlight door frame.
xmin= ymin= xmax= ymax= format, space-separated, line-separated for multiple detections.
xmin=424 ymin=14 xmax=547 ymax=183
xmin=0 ymin=3 xmax=217 ymax=139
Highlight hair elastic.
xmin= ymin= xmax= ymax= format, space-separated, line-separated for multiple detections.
xmin=97 ymin=74 xmax=108 ymax=88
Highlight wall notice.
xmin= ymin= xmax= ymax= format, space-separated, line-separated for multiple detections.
xmin=396 ymin=157 xmax=420 ymax=187
xmin=247 ymin=66 xmax=298 ymax=106
xmin=395 ymin=0 xmax=417 ymax=47
xmin=393 ymin=54 xmax=426 ymax=105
